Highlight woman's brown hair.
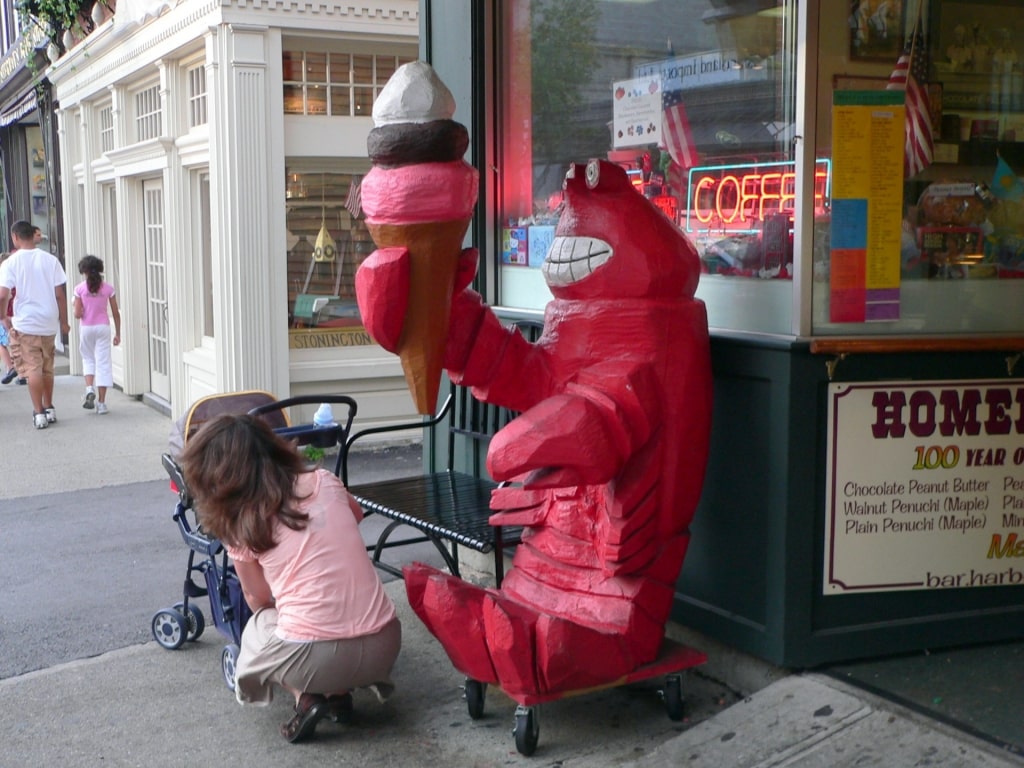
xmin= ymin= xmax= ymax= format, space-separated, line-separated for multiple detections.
xmin=179 ymin=414 xmax=311 ymax=553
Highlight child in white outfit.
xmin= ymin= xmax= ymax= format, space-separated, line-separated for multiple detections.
xmin=73 ymin=255 xmax=121 ymax=414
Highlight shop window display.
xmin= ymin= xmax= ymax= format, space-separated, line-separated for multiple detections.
xmin=285 ymin=167 xmax=374 ymax=345
xmin=814 ymin=0 xmax=1024 ymax=335
xmin=497 ymin=0 xmax=799 ymax=333
xmin=497 ymin=0 xmax=1023 ymax=336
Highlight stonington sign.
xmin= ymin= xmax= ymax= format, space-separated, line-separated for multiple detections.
xmin=825 ymin=379 xmax=1024 ymax=593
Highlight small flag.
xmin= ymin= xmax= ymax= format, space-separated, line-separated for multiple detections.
xmin=661 ymin=90 xmax=699 ymax=170
xmin=992 ymin=155 xmax=1024 ymax=200
xmin=344 ymin=176 xmax=362 ymax=218
xmin=666 ymin=159 xmax=685 ymax=195
xmin=886 ymin=29 xmax=933 ymax=178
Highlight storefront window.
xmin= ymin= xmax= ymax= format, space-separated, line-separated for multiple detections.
xmin=283 ymin=49 xmax=415 ymax=116
xmin=25 ymin=125 xmax=51 ymax=242
xmin=813 ymin=0 xmax=1024 ymax=335
xmin=285 ymin=164 xmax=375 ymax=348
xmin=98 ymin=104 xmax=114 ymax=153
xmin=497 ymin=0 xmax=799 ymax=333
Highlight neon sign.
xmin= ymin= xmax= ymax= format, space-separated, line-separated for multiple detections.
xmin=684 ymin=159 xmax=831 ymax=234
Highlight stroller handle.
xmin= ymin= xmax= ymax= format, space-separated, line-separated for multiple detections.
xmin=248 ymin=395 xmax=358 ymax=476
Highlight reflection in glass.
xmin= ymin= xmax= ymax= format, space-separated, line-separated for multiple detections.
xmin=497 ymin=0 xmax=797 ymax=333
xmin=285 ymin=168 xmax=372 ymax=336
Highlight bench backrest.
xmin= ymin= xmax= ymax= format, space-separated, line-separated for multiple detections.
xmin=436 ymin=318 xmax=544 ymax=478
xmin=342 ymin=318 xmax=543 ymax=484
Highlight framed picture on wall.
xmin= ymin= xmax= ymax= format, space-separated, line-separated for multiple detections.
xmin=931 ymin=0 xmax=1024 ymax=114
xmin=850 ymin=0 xmax=906 ymax=62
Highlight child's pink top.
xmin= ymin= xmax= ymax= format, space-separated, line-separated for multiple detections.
xmin=74 ymin=281 xmax=115 ymax=326
xmin=227 ymin=469 xmax=396 ymax=642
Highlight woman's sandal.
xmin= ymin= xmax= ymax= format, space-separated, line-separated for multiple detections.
xmin=326 ymin=692 xmax=354 ymax=724
xmin=280 ymin=693 xmax=328 ymax=743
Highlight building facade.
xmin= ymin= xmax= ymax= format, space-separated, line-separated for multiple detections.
xmin=41 ymin=0 xmax=420 ymax=426
xmin=0 ymin=19 xmax=61 ymax=261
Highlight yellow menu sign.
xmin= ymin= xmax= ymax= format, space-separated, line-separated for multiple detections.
xmin=830 ymin=90 xmax=905 ymax=322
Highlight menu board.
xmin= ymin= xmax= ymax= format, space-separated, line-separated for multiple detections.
xmin=825 ymin=379 xmax=1024 ymax=594
xmin=829 ymin=90 xmax=905 ymax=322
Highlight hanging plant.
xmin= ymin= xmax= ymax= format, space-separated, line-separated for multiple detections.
xmin=15 ymin=0 xmax=97 ymax=49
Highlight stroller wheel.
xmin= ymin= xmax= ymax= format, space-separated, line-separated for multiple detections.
xmin=173 ymin=601 xmax=206 ymax=642
xmin=151 ymin=608 xmax=188 ymax=650
xmin=222 ymin=644 xmax=241 ymax=691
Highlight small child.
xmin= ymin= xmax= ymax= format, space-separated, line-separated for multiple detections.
xmin=0 ymin=316 xmax=14 ymax=384
xmin=0 ymin=252 xmax=15 ymax=384
xmin=73 ymin=255 xmax=121 ymax=414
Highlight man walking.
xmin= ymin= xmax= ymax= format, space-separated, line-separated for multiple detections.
xmin=0 ymin=220 xmax=70 ymax=429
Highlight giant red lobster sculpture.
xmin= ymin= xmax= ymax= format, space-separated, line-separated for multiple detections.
xmin=357 ymin=158 xmax=712 ymax=698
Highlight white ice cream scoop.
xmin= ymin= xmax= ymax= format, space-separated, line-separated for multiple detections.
xmin=372 ymin=60 xmax=456 ymax=126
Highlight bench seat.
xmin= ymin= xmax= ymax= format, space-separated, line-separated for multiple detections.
xmin=351 ymin=471 xmax=522 ymax=586
xmin=342 ymin=320 xmax=543 ymax=588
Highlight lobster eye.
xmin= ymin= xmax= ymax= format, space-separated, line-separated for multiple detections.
xmin=585 ymin=160 xmax=600 ymax=188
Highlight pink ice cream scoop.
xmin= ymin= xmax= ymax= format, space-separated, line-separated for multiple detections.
xmin=360 ymin=161 xmax=478 ymax=225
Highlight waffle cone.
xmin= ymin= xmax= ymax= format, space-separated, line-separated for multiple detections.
xmin=366 ymin=218 xmax=471 ymax=414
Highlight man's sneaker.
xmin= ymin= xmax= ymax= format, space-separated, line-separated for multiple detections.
xmin=44 ymin=406 xmax=56 ymax=423
xmin=83 ymin=391 xmax=96 ymax=409
xmin=1 ymin=368 xmax=16 ymax=384
xmin=96 ymin=403 xmax=109 ymax=415
xmin=33 ymin=412 xmax=48 ymax=429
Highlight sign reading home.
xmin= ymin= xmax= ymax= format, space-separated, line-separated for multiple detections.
xmin=825 ymin=380 xmax=1024 ymax=593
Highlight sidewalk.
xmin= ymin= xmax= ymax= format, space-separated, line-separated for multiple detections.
xmin=1 ymin=373 xmax=1022 ymax=766
xmin=0 ymin=371 xmax=172 ymax=499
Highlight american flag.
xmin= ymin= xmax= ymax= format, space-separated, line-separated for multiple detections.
xmin=886 ymin=30 xmax=932 ymax=178
xmin=661 ymin=89 xmax=699 ymax=170
xmin=666 ymin=160 xmax=685 ymax=195
xmin=344 ymin=176 xmax=362 ymax=219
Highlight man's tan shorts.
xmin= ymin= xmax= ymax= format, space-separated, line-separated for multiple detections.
xmin=8 ymin=330 xmax=55 ymax=379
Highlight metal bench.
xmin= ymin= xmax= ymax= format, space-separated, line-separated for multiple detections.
xmin=341 ymin=384 xmax=522 ymax=586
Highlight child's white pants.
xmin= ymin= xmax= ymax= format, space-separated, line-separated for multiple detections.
xmin=79 ymin=324 xmax=113 ymax=387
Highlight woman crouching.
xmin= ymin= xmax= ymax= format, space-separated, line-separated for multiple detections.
xmin=179 ymin=414 xmax=401 ymax=743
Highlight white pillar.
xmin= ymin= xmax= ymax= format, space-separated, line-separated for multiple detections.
xmin=208 ymin=23 xmax=289 ymax=396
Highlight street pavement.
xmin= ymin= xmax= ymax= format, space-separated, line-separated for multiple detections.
xmin=1 ymin=371 xmax=1022 ymax=767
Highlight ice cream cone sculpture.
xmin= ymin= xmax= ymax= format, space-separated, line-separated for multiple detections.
xmin=358 ymin=61 xmax=479 ymax=414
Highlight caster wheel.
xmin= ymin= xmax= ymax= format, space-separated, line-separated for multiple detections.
xmin=513 ymin=704 xmax=539 ymax=756
xmin=663 ymin=674 xmax=685 ymax=721
xmin=151 ymin=608 xmax=188 ymax=650
xmin=222 ymin=644 xmax=241 ymax=691
xmin=173 ymin=601 xmax=206 ymax=642
xmin=464 ymin=678 xmax=486 ymax=720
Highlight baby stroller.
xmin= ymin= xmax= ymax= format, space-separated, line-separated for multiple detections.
xmin=151 ymin=390 xmax=356 ymax=690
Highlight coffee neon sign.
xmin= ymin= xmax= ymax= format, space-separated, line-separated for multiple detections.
xmin=684 ymin=159 xmax=831 ymax=234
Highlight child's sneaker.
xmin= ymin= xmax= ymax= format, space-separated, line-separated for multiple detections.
xmin=96 ymin=403 xmax=109 ymax=415
xmin=33 ymin=412 xmax=48 ymax=429
xmin=1 ymin=368 xmax=16 ymax=384
xmin=83 ymin=391 xmax=95 ymax=409
xmin=44 ymin=406 xmax=57 ymax=423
